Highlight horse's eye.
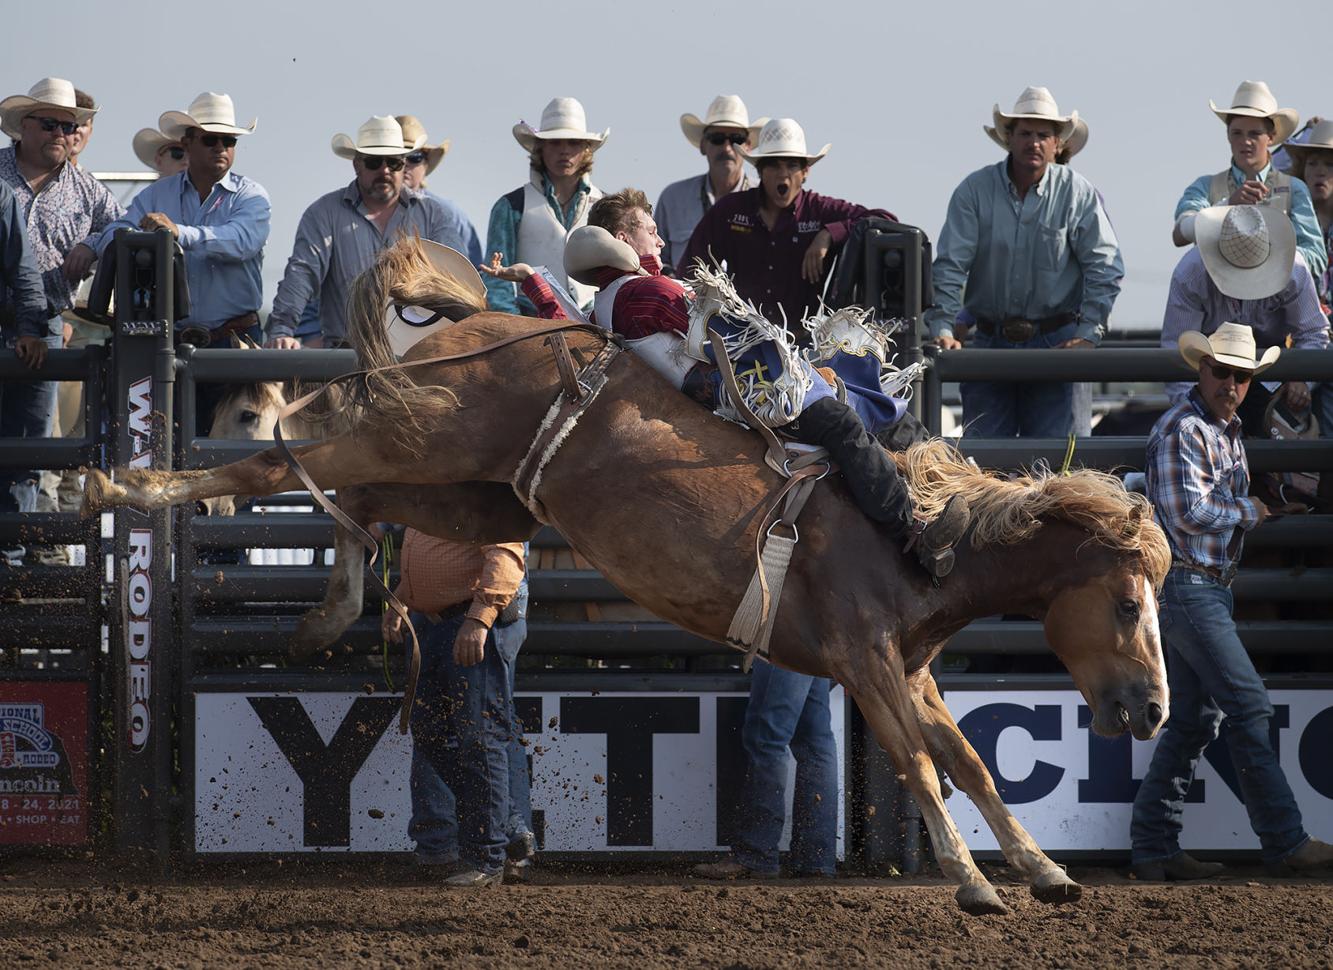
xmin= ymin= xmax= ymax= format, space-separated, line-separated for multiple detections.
xmin=240 ymin=409 xmax=259 ymax=425
xmin=1117 ymin=599 xmax=1141 ymax=618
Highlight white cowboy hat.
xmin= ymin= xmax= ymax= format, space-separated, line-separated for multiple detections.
xmin=395 ymin=115 xmax=450 ymax=174
xmin=739 ymin=118 xmax=830 ymax=165
xmin=680 ymin=95 xmax=769 ymax=150
xmin=132 ymin=128 xmax=181 ymax=170
xmin=513 ymin=98 xmax=609 ymax=153
xmin=382 ymin=241 xmax=486 ymax=359
xmin=1194 ymin=204 xmax=1296 ymax=301
xmin=0 ymin=77 xmax=97 ymax=139
xmin=984 ymin=115 xmax=1088 ymax=156
xmin=1210 ymin=81 xmax=1299 ymax=147
xmin=991 ymin=86 xmax=1078 ymax=144
xmin=564 ymin=225 xmax=641 ymax=287
xmin=159 ymin=92 xmax=256 ymax=140
xmin=332 ymin=115 xmax=424 ymax=159
xmin=1283 ymin=118 xmax=1333 ymax=166
xmin=1179 ymin=321 xmax=1280 ymax=375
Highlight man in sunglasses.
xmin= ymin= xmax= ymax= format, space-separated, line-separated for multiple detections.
xmin=132 ymin=128 xmax=188 ymax=178
xmin=396 ymin=115 xmax=481 ymax=266
xmin=267 ymin=116 xmax=479 ymax=349
xmin=1163 ymin=205 xmax=1328 ymax=438
xmin=654 ymin=96 xmax=766 ymax=276
xmin=1132 ymin=322 xmax=1333 ymax=880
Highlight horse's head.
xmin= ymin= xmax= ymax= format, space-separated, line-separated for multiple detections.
xmin=202 ymin=378 xmax=286 ymax=516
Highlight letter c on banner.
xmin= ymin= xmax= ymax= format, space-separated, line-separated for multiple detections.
xmin=1299 ymin=706 xmax=1333 ymax=800
xmin=958 ymin=703 xmax=1065 ymax=804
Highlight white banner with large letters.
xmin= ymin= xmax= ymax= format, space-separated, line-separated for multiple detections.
xmin=942 ymin=689 xmax=1333 ymax=852
xmin=194 ymin=690 xmax=846 ymax=854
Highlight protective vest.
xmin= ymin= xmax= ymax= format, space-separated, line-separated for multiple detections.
xmin=593 ymin=274 xmax=695 ymax=390
xmin=1208 ymin=166 xmax=1292 ymax=215
xmin=517 ymin=174 xmax=602 ymax=310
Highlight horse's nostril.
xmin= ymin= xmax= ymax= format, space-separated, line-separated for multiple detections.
xmin=1146 ymin=701 xmax=1164 ymax=726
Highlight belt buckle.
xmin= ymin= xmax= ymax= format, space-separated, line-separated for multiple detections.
xmin=176 ymin=326 xmax=212 ymax=347
xmin=1002 ymin=318 xmax=1035 ymax=343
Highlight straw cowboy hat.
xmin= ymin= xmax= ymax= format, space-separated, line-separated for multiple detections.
xmin=984 ymin=115 xmax=1088 ymax=156
xmin=564 ymin=226 xmax=641 ymax=287
xmin=332 ymin=115 xmax=423 ymax=159
xmin=382 ymin=241 xmax=486 ymax=359
xmin=1283 ymin=118 xmax=1333 ymax=166
xmin=159 ymin=92 xmax=256 ymax=140
xmin=680 ymin=95 xmax=769 ymax=150
xmin=739 ymin=118 xmax=830 ymax=165
xmin=132 ymin=128 xmax=181 ymax=169
xmin=991 ymin=86 xmax=1079 ymax=144
xmin=1194 ymin=204 xmax=1296 ymax=300
xmin=395 ymin=115 xmax=449 ymax=174
xmin=1179 ymin=321 xmax=1280 ymax=375
xmin=513 ymin=98 xmax=609 ymax=153
xmin=1209 ymin=80 xmax=1299 ymax=147
xmin=0 ymin=77 xmax=97 ymax=140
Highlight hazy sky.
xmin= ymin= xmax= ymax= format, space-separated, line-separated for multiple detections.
xmin=14 ymin=0 xmax=1327 ymax=330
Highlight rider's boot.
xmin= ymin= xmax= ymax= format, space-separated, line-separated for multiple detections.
xmin=902 ymin=494 xmax=971 ymax=579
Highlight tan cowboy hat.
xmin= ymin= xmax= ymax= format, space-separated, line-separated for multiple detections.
xmin=680 ymin=95 xmax=768 ymax=150
xmin=1283 ymin=118 xmax=1333 ymax=166
xmin=382 ymin=241 xmax=486 ymax=359
xmin=395 ymin=115 xmax=449 ymax=174
xmin=1179 ymin=322 xmax=1280 ymax=375
xmin=1194 ymin=205 xmax=1296 ymax=300
xmin=159 ymin=92 xmax=256 ymax=140
xmin=564 ymin=225 xmax=641 ymax=287
xmin=1210 ymin=81 xmax=1299 ymax=147
xmin=332 ymin=115 xmax=424 ymax=159
xmin=991 ymin=86 xmax=1078 ymax=144
xmin=132 ymin=128 xmax=181 ymax=170
xmin=984 ymin=115 xmax=1088 ymax=156
xmin=739 ymin=118 xmax=830 ymax=165
xmin=0 ymin=77 xmax=97 ymax=139
xmin=513 ymin=98 xmax=609 ymax=153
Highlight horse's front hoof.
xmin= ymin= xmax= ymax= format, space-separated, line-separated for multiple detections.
xmin=956 ymin=881 xmax=1008 ymax=916
xmin=291 ymin=609 xmax=339 ymax=659
xmin=81 ymin=468 xmax=116 ymax=516
xmin=1030 ymin=868 xmax=1082 ymax=905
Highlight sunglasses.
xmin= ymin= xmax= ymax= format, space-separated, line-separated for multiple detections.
xmin=164 ymin=147 xmax=185 ymax=161
xmin=706 ymin=132 xmax=748 ymax=147
xmin=359 ymin=154 xmax=405 ymax=171
xmin=404 ymin=151 xmax=427 ymax=166
xmin=1208 ymin=362 xmax=1253 ymax=384
xmin=200 ymin=134 xmax=238 ymax=149
xmin=28 ymin=115 xmax=78 ymax=136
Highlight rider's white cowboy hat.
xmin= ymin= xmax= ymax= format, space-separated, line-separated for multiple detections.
xmin=1282 ymin=118 xmax=1333 ymax=166
xmin=513 ymin=98 xmax=609 ymax=153
xmin=395 ymin=115 xmax=449 ymax=174
xmin=382 ymin=241 xmax=486 ymax=359
xmin=159 ymin=92 xmax=256 ymax=140
xmin=985 ymin=115 xmax=1088 ymax=156
xmin=1194 ymin=204 xmax=1296 ymax=301
xmin=739 ymin=118 xmax=829 ymax=165
xmin=1179 ymin=321 xmax=1280 ymax=375
xmin=332 ymin=115 xmax=423 ymax=159
xmin=991 ymin=86 xmax=1078 ymax=144
xmin=1209 ymin=80 xmax=1299 ymax=147
xmin=132 ymin=128 xmax=181 ymax=169
xmin=0 ymin=77 xmax=97 ymax=139
xmin=680 ymin=95 xmax=768 ymax=150
xmin=564 ymin=225 xmax=642 ymax=287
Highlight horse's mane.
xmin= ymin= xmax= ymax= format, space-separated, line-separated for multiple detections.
xmin=896 ymin=439 xmax=1171 ymax=589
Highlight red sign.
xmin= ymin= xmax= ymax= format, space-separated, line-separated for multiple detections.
xmin=0 ymin=682 xmax=90 ymax=845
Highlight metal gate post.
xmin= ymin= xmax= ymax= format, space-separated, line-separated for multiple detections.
xmin=106 ymin=229 xmax=177 ymax=862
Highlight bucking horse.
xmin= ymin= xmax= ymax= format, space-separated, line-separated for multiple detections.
xmin=83 ymin=240 xmax=1171 ymax=915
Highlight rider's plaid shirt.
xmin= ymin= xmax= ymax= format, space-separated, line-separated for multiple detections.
xmin=1146 ymin=386 xmax=1262 ymax=570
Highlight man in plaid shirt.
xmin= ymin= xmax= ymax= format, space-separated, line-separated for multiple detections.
xmin=1131 ymin=323 xmax=1333 ymax=880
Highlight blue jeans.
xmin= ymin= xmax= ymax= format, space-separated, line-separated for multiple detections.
xmin=732 ymin=660 xmax=838 ymax=876
xmin=1130 ymin=569 xmax=1308 ymax=865
xmin=1 ymin=331 xmax=61 ymax=539
xmin=960 ymin=323 xmax=1077 ymax=438
xmin=409 ymin=593 xmax=528 ymax=872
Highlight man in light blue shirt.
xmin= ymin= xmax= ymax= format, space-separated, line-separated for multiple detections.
xmin=96 ymin=92 xmax=269 ymax=344
xmin=1172 ymin=81 xmax=1326 ymax=281
xmin=925 ymin=87 xmax=1123 ymax=438
xmin=397 ymin=114 xmax=482 ymax=265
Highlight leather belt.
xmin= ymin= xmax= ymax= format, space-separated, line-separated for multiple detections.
xmin=1171 ymin=560 xmax=1237 ymax=588
xmin=423 ymin=594 xmax=523 ymax=627
xmin=974 ymin=312 xmax=1077 ymax=343
xmin=176 ymin=311 xmax=260 ymax=348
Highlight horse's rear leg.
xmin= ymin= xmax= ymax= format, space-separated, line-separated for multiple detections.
xmin=910 ymin=669 xmax=1081 ymax=905
xmin=292 ymin=513 xmax=367 ymax=659
xmin=842 ymin=650 xmax=1007 ymax=916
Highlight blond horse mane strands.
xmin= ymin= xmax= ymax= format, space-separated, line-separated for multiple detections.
xmin=896 ymin=440 xmax=1171 ymax=589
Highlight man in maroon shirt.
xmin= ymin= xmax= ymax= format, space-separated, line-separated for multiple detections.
xmin=680 ymin=118 xmax=893 ymax=335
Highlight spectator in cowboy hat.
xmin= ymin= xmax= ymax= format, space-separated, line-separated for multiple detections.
xmin=267 ymin=115 xmax=479 ymax=348
xmin=396 ymin=114 xmax=481 ymax=265
xmin=132 ymin=128 xmax=186 ymax=177
xmin=924 ymin=86 xmax=1123 ymax=438
xmin=1173 ymin=81 xmax=1327 ymax=282
xmin=1162 ymin=205 xmax=1328 ymax=438
xmin=654 ymin=95 xmax=767 ymax=275
xmin=483 ymin=97 xmax=606 ymax=316
xmin=1132 ymin=322 xmax=1333 ymax=881
xmin=681 ymin=117 xmax=893 ymax=335
xmin=1284 ymin=119 xmax=1333 ymax=316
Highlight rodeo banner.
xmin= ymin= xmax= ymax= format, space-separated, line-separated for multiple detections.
xmin=0 ymin=682 xmax=89 ymax=846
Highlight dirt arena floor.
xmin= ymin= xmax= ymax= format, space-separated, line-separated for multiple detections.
xmin=0 ymin=859 xmax=1329 ymax=968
